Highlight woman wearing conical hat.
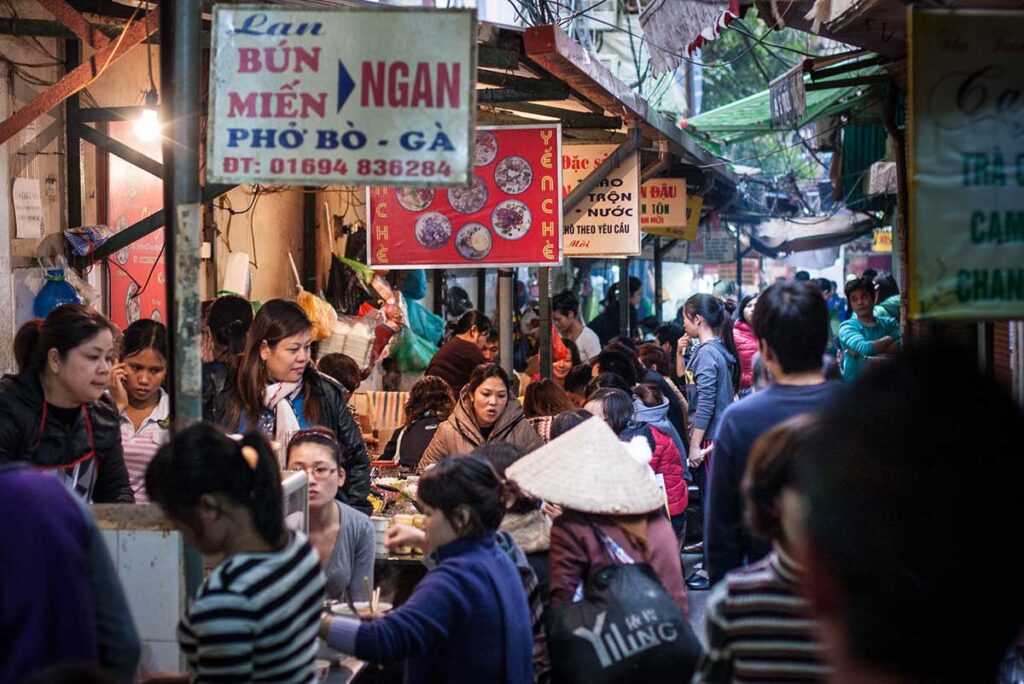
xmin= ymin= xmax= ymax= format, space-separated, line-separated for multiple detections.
xmin=506 ymin=417 xmax=689 ymax=616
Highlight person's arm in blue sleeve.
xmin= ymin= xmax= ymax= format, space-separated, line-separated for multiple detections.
xmin=323 ymin=565 xmax=468 ymax=662
xmin=76 ymin=499 xmax=141 ymax=682
xmin=705 ymin=414 xmax=744 ymax=584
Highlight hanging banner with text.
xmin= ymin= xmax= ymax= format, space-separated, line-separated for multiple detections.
xmin=207 ymin=6 xmax=476 ymax=186
xmin=686 ymin=227 xmax=735 ymax=264
xmin=366 ymin=125 xmax=562 ymax=269
xmin=562 ymin=144 xmax=641 ymax=257
xmin=909 ymin=9 xmax=1024 ymax=320
xmin=639 ymin=178 xmax=686 ymax=238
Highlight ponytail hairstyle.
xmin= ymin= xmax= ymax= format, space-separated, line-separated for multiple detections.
xmin=145 ymin=422 xmax=285 ymax=549
xmin=206 ymin=295 xmax=254 ymax=358
xmin=684 ymin=293 xmax=741 ymax=390
xmin=13 ymin=319 xmax=42 ymax=373
xmin=26 ymin=304 xmax=117 ymax=376
xmin=230 ymin=299 xmax=319 ymax=430
xmin=121 ymin=319 xmax=169 ymax=362
xmin=417 ymin=455 xmax=506 ymax=540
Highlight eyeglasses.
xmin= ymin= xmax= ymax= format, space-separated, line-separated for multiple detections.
xmin=287 ymin=464 xmax=337 ymax=479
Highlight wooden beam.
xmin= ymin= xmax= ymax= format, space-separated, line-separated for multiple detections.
xmin=476 ymin=69 xmax=562 ymax=94
xmin=478 ymin=85 xmax=568 ymax=104
xmin=498 ymin=101 xmax=622 ymax=129
xmin=478 ymin=45 xmax=519 ymax=70
xmin=36 ymin=0 xmax=110 ymax=49
xmin=0 ymin=17 xmax=119 ymax=38
xmin=0 ymin=14 xmax=158 ymax=145
xmin=78 ymin=106 xmax=146 ymax=122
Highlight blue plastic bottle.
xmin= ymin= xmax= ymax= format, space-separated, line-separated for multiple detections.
xmin=33 ymin=269 xmax=82 ymax=318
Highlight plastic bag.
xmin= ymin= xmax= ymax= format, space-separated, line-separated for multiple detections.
xmin=405 ymin=299 xmax=444 ymax=345
xmin=391 ymin=328 xmax=437 ymax=373
xmin=325 ymin=256 xmax=381 ymax=316
xmin=297 ymin=289 xmax=337 ymax=342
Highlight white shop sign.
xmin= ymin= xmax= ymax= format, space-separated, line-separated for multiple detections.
xmin=207 ymin=6 xmax=476 ymax=186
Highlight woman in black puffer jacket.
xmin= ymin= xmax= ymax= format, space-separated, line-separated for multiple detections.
xmin=0 ymin=305 xmax=133 ymax=503
xmin=205 ymin=299 xmax=371 ymax=514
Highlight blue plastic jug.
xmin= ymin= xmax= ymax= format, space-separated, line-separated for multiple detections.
xmin=33 ymin=269 xmax=82 ymax=318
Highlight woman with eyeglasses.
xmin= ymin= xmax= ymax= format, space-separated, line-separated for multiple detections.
xmin=286 ymin=427 xmax=374 ymax=603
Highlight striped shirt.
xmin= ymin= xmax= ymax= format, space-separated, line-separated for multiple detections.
xmin=118 ymin=389 xmax=170 ymax=504
xmin=694 ymin=547 xmax=829 ymax=683
xmin=179 ymin=532 xmax=326 ymax=683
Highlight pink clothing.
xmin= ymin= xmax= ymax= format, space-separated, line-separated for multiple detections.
xmin=649 ymin=427 xmax=688 ymax=516
xmin=733 ymin=321 xmax=759 ymax=391
xmin=549 ymin=510 xmax=689 ymax=617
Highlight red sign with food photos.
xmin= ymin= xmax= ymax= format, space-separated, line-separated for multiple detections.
xmin=366 ymin=124 xmax=563 ymax=269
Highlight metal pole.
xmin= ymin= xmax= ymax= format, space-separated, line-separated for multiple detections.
xmin=735 ymin=226 xmax=743 ymax=301
xmin=539 ymin=267 xmax=551 ymax=379
xmin=161 ymin=0 xmax=202 ymax=427
xmin=653 ymin=237 xmax=663 ymax=324
xmin=619 ymin=258 xmax=631 ymax=339
xmin=64 ymin=39 xmax=82 ymax=230
xmin=498 ymin=268 xmax=514 ymax=376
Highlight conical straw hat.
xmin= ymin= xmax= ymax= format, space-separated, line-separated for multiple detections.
xmin=506 ymin=417 xmax=664 ymax=515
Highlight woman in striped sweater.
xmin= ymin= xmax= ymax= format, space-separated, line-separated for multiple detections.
xmin=694 ymin=414 xmax=829 ymax=683
xmin=110 ymin=319 xmax=170 ymax=504
xmin=146 ymin=423 xmax=325 ymax=683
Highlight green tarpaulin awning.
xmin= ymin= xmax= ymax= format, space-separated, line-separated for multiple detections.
xmin=680 ymin=65 xmax=883 ymax=154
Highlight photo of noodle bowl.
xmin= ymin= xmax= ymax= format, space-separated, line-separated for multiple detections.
xmin=414 ymin=212 xmax=452 ymax=249
xmin=474 ymin=132 xmax=498 ymax=167
xmin=396 ymin=187 xmax=434 ymax=212
xmin=494 ymin=156 xmax=533 ymax=195
xmin=491 ymin=200 xmax=532 ymax=240
xmin=455 ymin=223 xmax=493 ymax=261
xmin=447 ymin=175 xmax=488 ymax=215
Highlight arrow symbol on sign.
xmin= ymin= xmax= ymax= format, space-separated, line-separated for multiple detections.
xmin=338 ymin=60 xmax=355 ymax=112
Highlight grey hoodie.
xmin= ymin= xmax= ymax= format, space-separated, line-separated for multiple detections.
xmin=685 ymin=338 xmax=737 ymax=437
xmin=632 ymin=396 xmax=692 ymax=482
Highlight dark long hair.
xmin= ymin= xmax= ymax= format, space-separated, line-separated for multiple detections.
xmin=522 ymin=378 xmax=575 ymax=418
xmin=464 ymin=363 xmax=511 ymax=399
xmin=452 ymin=310 xmax=492 ymax=337
xmin=684 ymin=293 xmax=741 ymax=389
xmin=229 ymin=299 xmax=320 ymax=430
xmin=404 ymin=375 xmax=456 ymax=426
xmin=737 ymin=294 xmax=757 ymax=326
xmin=207 ymin=295 xmax=253 ymax=357
xmin=146 ymin=423 xmax=285 ymax=548
xmin=418 ymin=455 xmax=505 ymax=540
xmin=24 ymin=304 xmax=117 ymax=376
xmin=584 ymin=388 xmax=634 ymax=435
xmin=121 ymin=319 xmax=168 ymax=362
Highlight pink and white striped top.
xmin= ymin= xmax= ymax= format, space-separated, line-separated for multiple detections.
xmin=119 ymin=389 xmax=170 ymax=504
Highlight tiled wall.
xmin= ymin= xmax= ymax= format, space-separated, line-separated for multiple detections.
xmin=100 ymin=528 xmax=186 ymax=673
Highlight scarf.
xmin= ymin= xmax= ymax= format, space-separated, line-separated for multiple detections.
xmin=264 ymin=381 xmax=303 ymax=465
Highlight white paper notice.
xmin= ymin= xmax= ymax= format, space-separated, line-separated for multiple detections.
xmin=13 ymin=178 xmax=43 ymax=238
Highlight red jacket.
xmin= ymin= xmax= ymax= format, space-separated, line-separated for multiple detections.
xmin=549 ymin=510 xmax=689 ymax=617
xmin=649 ymin=427 xmax=688 ymax=516
xmin=733 ymin=321 xmax=759 ymax=391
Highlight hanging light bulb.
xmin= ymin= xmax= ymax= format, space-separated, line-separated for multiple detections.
xmin=135 ymin=90 xmax=160 ymax=142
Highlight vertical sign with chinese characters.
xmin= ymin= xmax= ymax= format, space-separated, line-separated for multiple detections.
xmin=367 ymin=125 xmax=562 ymax=268
xmin=909 ymin=9 xmax=1024 ymax=319
xmin=208 ymin=6 xmax=476 ymax=187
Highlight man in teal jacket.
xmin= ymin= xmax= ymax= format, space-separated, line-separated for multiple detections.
xmin=838 ymin=276 xmax=900 ymax=382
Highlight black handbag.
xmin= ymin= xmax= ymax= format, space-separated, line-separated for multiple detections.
xmin=546 ymin=525 xmax=703 ymax=684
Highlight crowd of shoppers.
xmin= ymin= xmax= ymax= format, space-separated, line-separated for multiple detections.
xmin=7 ymin=262 xmax=1024 ymax=684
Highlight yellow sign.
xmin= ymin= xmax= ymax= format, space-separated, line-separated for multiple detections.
xmin=644 ymin=194 xmax=703 ymax=241
xmin=872 ymin=227 xmax=892 ymax=253
xmin=640 ymin=179 xmax=686 ymax=234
